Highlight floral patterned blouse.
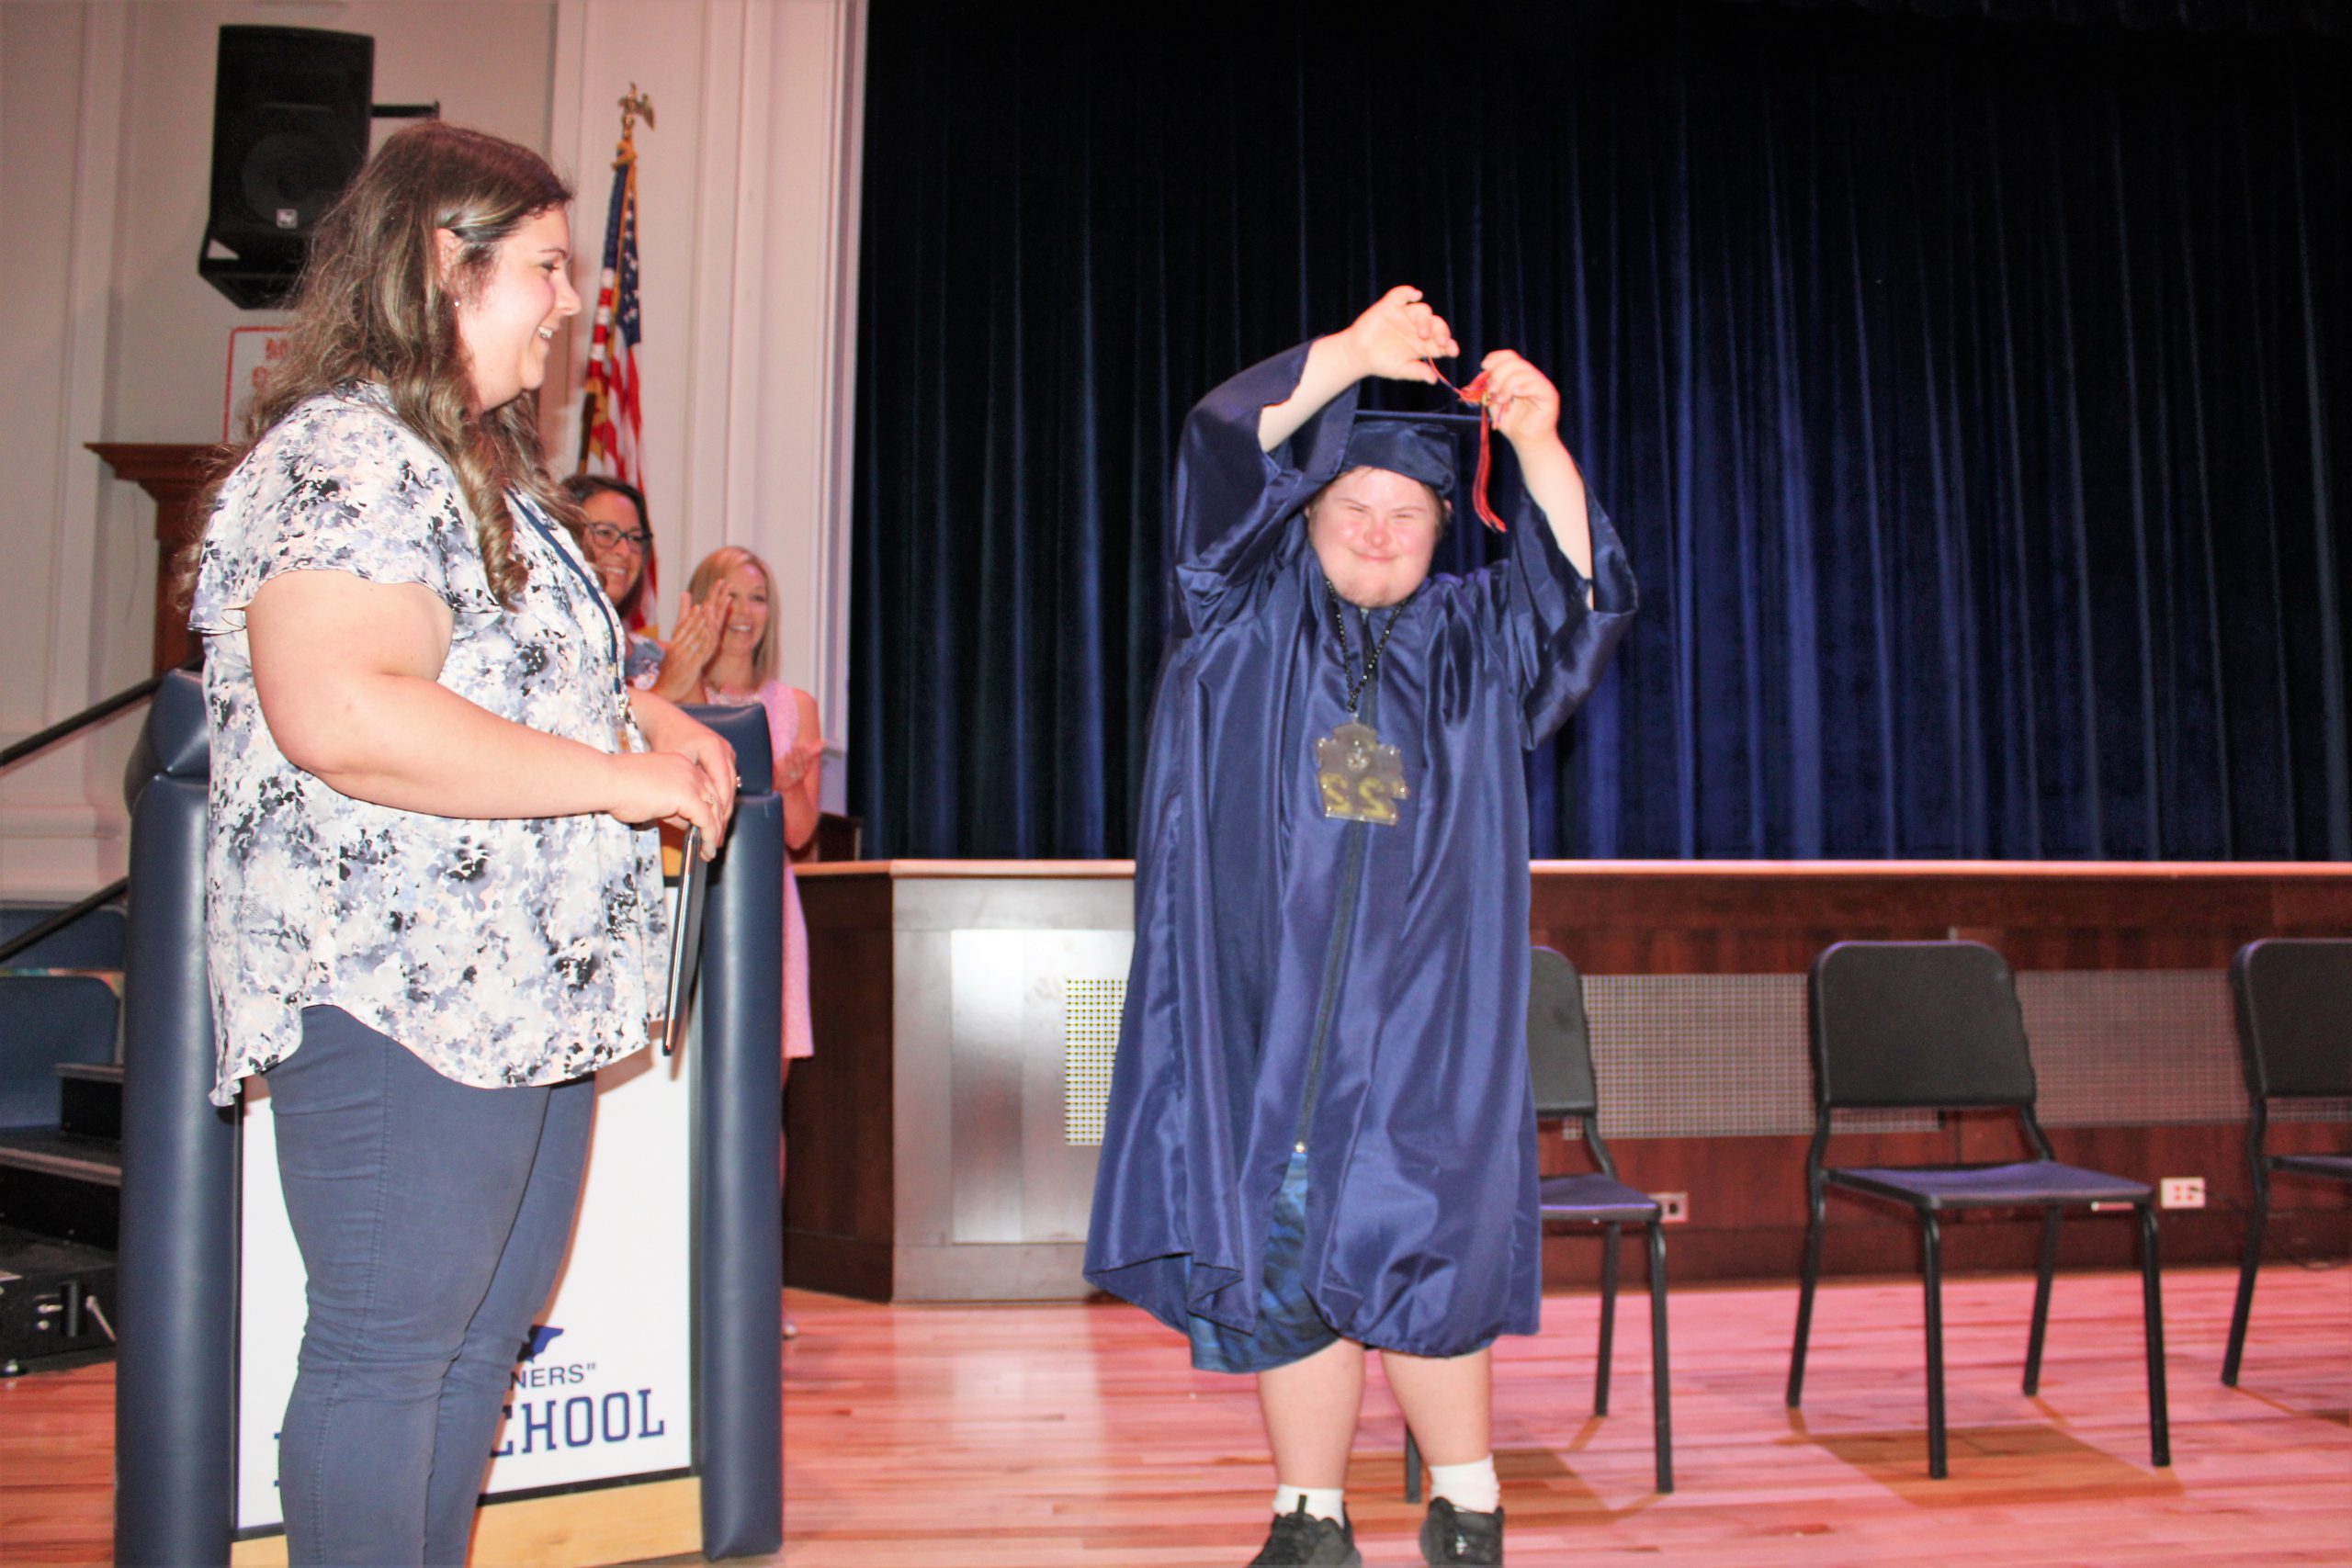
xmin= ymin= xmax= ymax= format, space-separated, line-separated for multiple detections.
xmin=190 ymin=382 xmax=667 ymax=1106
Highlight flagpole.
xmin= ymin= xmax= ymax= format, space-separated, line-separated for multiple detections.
xmin=577 ymin=86 xmax=653 ymax=479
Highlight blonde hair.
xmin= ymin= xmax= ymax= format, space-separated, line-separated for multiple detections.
xmin=686 ymin=545 xmax=779 ymax=687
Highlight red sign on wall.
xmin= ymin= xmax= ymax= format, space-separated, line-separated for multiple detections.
xmin=224 ymin=326 xmax=288 ymax=442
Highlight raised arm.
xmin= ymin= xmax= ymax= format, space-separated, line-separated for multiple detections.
xmin=1257 ymin=286 xmax=1461 ymax=452
xmin=1478 ymin=350 xmax=1594 ymax=588
xmin=1466 ymin=348 xmax=1636 ymax=744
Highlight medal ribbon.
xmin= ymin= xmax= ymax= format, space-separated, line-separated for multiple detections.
xmin=1423 ymin=360 xmax=1508 ymax=534
xmin=1325 ymin=580 xmax=1404 ymax=716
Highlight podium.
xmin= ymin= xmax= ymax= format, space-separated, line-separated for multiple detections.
xmin=111 ymin=673 xmax=785 ymax=1566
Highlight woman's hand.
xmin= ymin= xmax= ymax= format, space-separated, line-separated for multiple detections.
xmin=604 ymin=750 xmax=729 ymax=853
xmin=775 ymin=729 xmax=824 ymax=790
xmin=1478 ymin=350 xmax=1563 ymax=453
xmin=1341 ymin=286 xmax=1460 ymax=385
xmin=628 ymin=692 xmax=737 ymax=854
xmin=650 ymin=591 xmax=722 ymax=703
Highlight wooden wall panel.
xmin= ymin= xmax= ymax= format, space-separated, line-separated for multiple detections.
xmin=795 ymin=863 xmax=2351 ymax=1299
xmin=787 ymin=880 xmax=898 ymax=1298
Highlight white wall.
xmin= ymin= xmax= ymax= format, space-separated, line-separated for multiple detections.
xmin=549 ymin=0 xmax=864 ymax=803
xmin=0 ymin=0 xmax=864 ymax=899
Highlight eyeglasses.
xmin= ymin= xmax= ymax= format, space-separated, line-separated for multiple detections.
xmin=583 ymin=522 xmax=651 ymax=555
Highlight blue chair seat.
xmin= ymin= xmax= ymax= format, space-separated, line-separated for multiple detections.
xmin=2276 ymin=1153 xmax=2352 ymax=1181
xmin=1538 ymin=1171 xmax=1662 ymax=1224
xmin=1791 ymin=942 xmax=2169 ymax=1480
xmin=1829 ymin=1160 xmax=2151 ymax=1211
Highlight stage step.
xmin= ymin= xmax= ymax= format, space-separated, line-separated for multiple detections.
xmin=0 ymin=1127 xmax=121 ymax=1249
xmin=0 ymin=902 xmax=126 ymax=971
xmin=55 ymin=1062 xmax=122 ymax=1143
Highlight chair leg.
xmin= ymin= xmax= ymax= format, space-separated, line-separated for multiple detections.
xmin=1404 ymin=1428 xmax=1422 ymax=1504
xmin=1647 ymin=1219 xmax=1674 ymax=1495
xmin=2222 ymin=1181 xmax=2269 ymax=1387
xmin=1596 ymin=1224 xmax=1621 ymax=1416
xmin=1787 ymin=1195 xmax=1826 ymax=1407
xmin=2139 ymin=1203 xmax=2171 ymax=1468
xmin=1922 ymin=1212 xmax=1948 ymax=1480
xmin=2023 ymin=1207 xmax=2063 ymax=1395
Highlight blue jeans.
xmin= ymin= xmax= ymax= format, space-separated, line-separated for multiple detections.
xmin=266 ymin=1006 xmax=594 ymax=1566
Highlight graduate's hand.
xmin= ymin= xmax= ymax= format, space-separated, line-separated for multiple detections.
xmin=1343 ymin=286 xmax=1460 ymax=384
xmin=1479 ymin=351 xmax=1563 ymax=452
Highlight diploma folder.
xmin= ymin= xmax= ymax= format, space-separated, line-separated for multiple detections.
xmin=661 ymin=826 xmax=711 ymax=1056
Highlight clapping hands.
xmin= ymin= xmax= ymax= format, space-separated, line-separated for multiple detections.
xmin=651 ymin=592 xmax=724 ymax=704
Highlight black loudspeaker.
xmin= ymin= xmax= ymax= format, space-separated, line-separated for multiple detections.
xmin=198 ymin=26 xmax=374 ymax=310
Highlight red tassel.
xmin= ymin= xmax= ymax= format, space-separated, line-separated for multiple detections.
xmin=1425 ymin=362 xmax=1507 ymax=533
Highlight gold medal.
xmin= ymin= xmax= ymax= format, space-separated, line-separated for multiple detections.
xmin=1317 ymin=720 xmax=1409 ymax=826
xmin=1313 ymin=581 xmax=1412 ymax=828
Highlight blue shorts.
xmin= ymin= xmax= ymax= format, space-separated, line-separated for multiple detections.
xmin=1187 ymin=1150 xmax=1344 ymax=1375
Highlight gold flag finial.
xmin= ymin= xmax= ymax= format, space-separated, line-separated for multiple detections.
xmin=618 ymin=85 xmax=655 ymax=141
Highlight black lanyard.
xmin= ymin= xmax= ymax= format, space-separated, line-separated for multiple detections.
xmin=513 ymin=492 xmax=626 ymax=705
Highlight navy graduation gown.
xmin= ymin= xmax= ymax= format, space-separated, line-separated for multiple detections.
xmin=1084 ymin=341 xmax=1637 ymax=1358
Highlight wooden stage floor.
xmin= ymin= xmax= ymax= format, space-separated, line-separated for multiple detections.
xmin=4 ymin=1267 xmax=2345 ymax=1565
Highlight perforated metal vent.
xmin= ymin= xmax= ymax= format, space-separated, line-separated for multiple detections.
xmin=1063 ymin=977 xmax=1125 ymax=1145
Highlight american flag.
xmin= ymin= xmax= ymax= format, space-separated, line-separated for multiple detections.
xmin=578 ymin=99 xmax=652 ymax=620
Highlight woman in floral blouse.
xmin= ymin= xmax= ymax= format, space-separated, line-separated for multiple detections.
xmin=187 ymin=121 xmax=734 ymax=1566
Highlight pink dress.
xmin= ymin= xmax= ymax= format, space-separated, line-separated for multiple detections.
xmin=707 ymin=680 xmax=814 ymax=1060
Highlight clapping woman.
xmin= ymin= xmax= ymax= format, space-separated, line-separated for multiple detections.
xmin=666 ymin=546 xmax=819 ymax=1055
xmin=187 ymin=122 xmax=734 ymax=1565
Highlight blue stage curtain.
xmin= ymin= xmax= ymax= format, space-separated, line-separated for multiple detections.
xmin=849 ymin=0 xmax=2349 ymax=861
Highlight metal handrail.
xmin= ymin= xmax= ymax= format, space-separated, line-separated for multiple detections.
xmin=0 ymin=660 xmax=196 ymax=966
xmin=0 ymin=658 xmax=198 ymax=773
xmin=0 ymin=877 xmax=130 ymax=967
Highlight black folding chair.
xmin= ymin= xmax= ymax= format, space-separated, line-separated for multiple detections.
xmin=1785 ymin=941 xmax=2169 ymax=1478
xmin=1404 ymin=947 xmax=1673 ymax=1499
xmin=2222 ymin=938 xmax=2352 ymax=1387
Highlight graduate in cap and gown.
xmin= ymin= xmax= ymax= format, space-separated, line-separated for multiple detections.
xmin=1085 ymin=288 xmax=1636 ymax=1566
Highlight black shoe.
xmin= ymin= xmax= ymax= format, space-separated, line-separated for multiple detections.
xmin=1420 ymin=1496 xmax=1504 ymax=1565
xmin=1249 ymin=1500 xmax=1362 ymax=1566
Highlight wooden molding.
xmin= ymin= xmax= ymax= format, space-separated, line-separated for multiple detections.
xmin=89 ymin=442 xmax=224 ymax=674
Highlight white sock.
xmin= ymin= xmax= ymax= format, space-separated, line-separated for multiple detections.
xmin=1428 ymin=1455 xmax=1500 ymax=1514
xmin=1272 ymin=1483 xmax=1346 ymax=1523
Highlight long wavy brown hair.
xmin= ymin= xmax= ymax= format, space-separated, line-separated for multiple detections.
xmin=184 ymin=120 xmax=577 ymax=605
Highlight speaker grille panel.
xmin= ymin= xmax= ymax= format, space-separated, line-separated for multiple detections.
xmin=1053 ymin=970 xmax=2346 ymax=1145
xmin=1583 ymin=975 xmax=1938 ymax=1138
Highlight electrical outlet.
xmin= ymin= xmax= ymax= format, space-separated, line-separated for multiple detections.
xmin=2160 ymin=1177 xmax=2206 ymax=1210
xmin=1651 ymin=1191 xmax=1690 ymax=1224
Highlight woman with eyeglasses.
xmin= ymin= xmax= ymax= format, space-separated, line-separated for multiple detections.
xmin=560 ymin=473 xmax=666 ymax=690
xmin=561 ymin=473 xmax=735 ymax=707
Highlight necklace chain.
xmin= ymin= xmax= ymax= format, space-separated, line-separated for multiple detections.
xmin=1324 ymin=580 xmax=1405 ymax=717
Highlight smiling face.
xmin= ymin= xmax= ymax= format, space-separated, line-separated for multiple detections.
xmin=712 ymin=561 xmax=772 ymax=663
xmin=448 ymin=205 xmax=579 ymax=412
xmin=577 ymin=489 xmax=648 ymax=604
xmin=1306 ymin=466 xmax=1445 ymax=609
